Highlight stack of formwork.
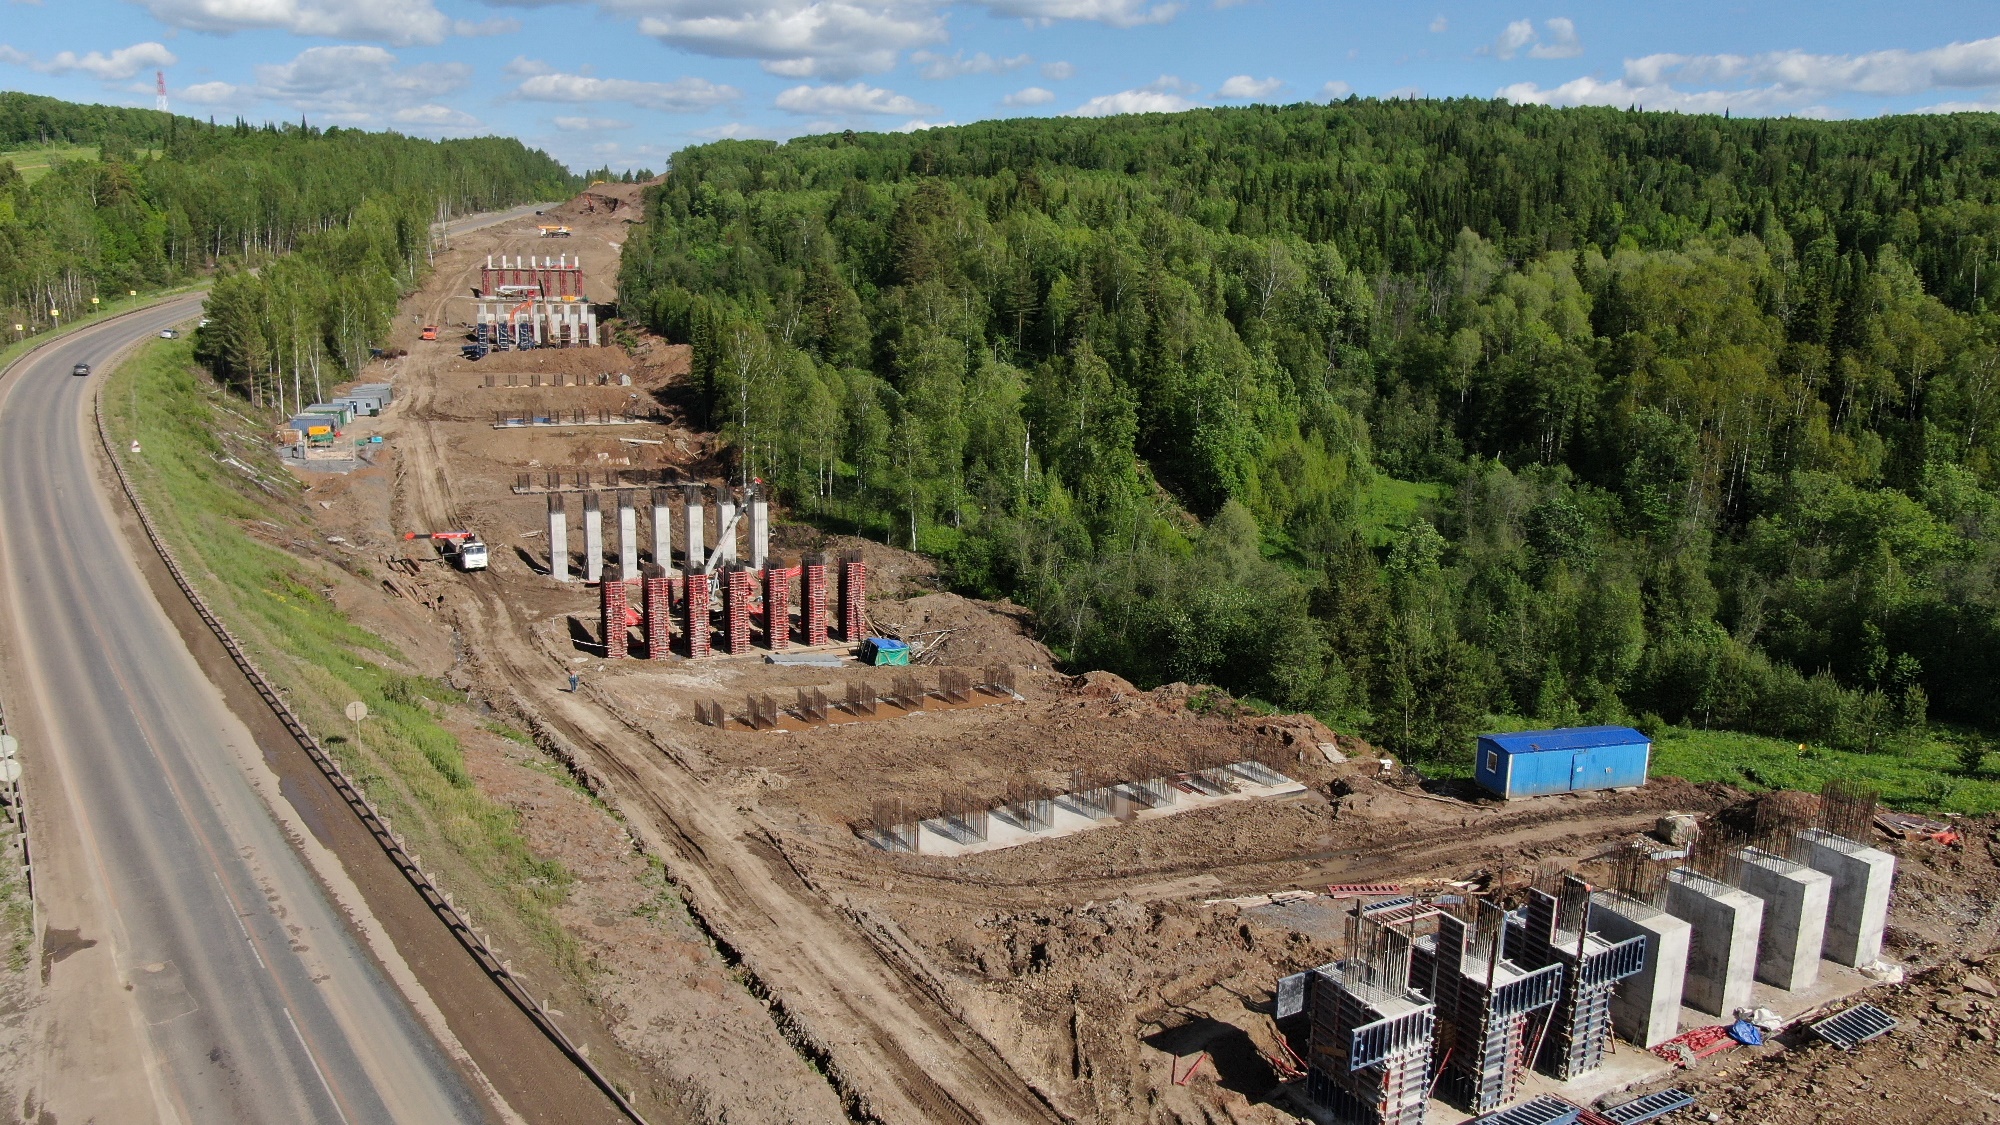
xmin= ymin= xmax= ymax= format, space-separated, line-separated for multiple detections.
xmin=839 ymin=551 xmax=867 ymax=640
xmin=723 ymin=566 xmax=753 ymax=655
xmin=682 ymin=570 xmax=711 ymax=658
xmin=641 ymin=564 xmax=674 ymax=660
xmin=763 ymin=559 xmax=795 ymax=651
xmin=1303 ymin=905 xmax=1436 ymax=1125
xmin=1508 ymin=876 xmax=1646 ymax=1080
xmin=1413 ymin=900 xmax=1562 ymax=1115
xmin=600 ymin=579 xmax=629 ymax=659
xmin=802 ymin=554 xmax=829 ymax=646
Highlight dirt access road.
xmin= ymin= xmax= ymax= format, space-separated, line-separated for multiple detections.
xmin=388 ymin=206 xmax=1061 ymax=1123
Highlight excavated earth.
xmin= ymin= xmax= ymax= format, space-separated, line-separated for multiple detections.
xmin=257 ymin=190 xmax=2000 ymax=1124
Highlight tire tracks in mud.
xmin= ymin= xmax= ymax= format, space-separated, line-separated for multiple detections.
xmin=392 ymin=364 xmax=1061 ymax=1125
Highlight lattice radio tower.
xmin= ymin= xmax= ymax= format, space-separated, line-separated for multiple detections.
xmin=155 ymin=71 xmax=169 ymax=113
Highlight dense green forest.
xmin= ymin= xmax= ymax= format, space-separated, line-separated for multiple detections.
xmin=621 ymin=99 xmax=2000 ymax=767
xmin=0 ymin=92 xmax=574 ymax=409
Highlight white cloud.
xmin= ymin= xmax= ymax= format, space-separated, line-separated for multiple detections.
xmin=504 ymin=55 xmax=554 ymax=78
xmin=631 ymin=2 xmax=944 ymax=80
xmin=1386 ymin=85 xmax=1425 ymax=99
xmin=893 ymin=117 xmax=955 ymax=131
xmin=1497 ymin=75 xmax=1808 ymax=115
xmin=1503 ymin=33 xmax=2000 ymax=115
xmin=1428 ymin=14 xmax=1446 ymax=33
xmin=392 ymin=104 xmax=482 ymax=129
xmin=131 ymin=0 xmax=452 ymax=47
xmin=1482 ymin=17 xmax=1582 ymax=60
xmin=911 ymin=49 xmax=1031 ymax=79
xmin=252 ymin=46 xmax=470 ymax=125
xmin=553 ymin=115 xmax=633 ymax=129
xmin=1484 ymin=19 xmax=1537 ymax=60
xmin=178 ymin=80 xmax=243 ymax=105
xmin=982 ymin=0 xmax=1179 ymax=27
xmin=478 ymin=0 xmax=1181 ymax=75
xmin=1040 ymin=60 xmax=1075 ymax=80
xmin=691 ymin=121 xmax=792 ymax=140
xmin=1216 ymin=74 xmax=1282 ymax=99
xmin=1071 ymin=75 xmax=1199 ymax=116
xmin=518 ymin=71 xmax=742 ymax=112
xmin=1529 ymin=17 xmax=1581 ymax=59
xmin=453 ymin=17 xmax=521 ymax=36
xmin=0 ymin=41 xmax=176 ymax=81
xmin=1321 ymin=79 xmax=1352 ymax=100
xmin=775 ymin=81 xmax=936 ymax=115
xmin=1002 ymin=85 xmax=1055 ymax=106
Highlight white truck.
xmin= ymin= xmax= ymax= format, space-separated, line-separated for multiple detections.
xmin=404 ymin=530 xmax=489 ymax=571
xmin=445 ymin=536 xmax=489 ymax=571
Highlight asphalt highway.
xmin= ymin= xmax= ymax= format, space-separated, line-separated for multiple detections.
xmin=0 ymin=299 xmax=490 ymax=1123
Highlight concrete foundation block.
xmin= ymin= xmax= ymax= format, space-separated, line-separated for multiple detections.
xmin=1590 ymin=892 xmax=1689 ymax=1047
xmin=1795 ymin=828 xmax=1895 ymax=967
xmin=1663 ymin=869 xmax=1763 ymax=1017
xmin=1734 ymin=847 xmax=1831 ymax=991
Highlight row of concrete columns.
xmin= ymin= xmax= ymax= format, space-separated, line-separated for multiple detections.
xmin=546 ymin=484 xmax=770 ymax=582
xmin=1592 ymin=827 xmax=1897 ymax=1049
xmin=595 ymin=552 xmax=867 ymax=660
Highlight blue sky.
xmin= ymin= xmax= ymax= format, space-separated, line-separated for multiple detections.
xmin=2 ymin=1 xmax=1998 ymax=172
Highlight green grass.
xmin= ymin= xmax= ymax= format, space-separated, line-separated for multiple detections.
xmin=103 ymin=338 xmax=583 ymax=973
xmin=1649 ymin=724 xmax=1999 ymax=815
xmin=1425 ymin=712 xmax=2000 ymax=814
xmin=0 ymin=284 xmax=205 ymax=373
xmin=1355 ymin=475 xmax=1446 ymax=545
xmin=1 ymin=143 xmax=97 ymax=184
xmin=0 ymin=823 xmax=31 ymax=973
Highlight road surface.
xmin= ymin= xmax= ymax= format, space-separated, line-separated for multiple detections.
xmin=0 ymin=299 xmax=492 ymax=1123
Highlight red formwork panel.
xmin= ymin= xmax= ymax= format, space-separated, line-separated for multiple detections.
xmin=803 ymin=555 xmax=829 ymax=647
xmin=723 ymin=566 xmax=753 ymax=655
xmin=763 ymin=563 xmax=795 ymax=651
xmin=682 ymin=571 xmax=711 ymax=658
xmin=642 ymin=571 xmax=673 ymax=660
xmin=839 ymin=555 xmax=867 ymax=642
xmin=600 ymin=578 xmax=629 ymax=659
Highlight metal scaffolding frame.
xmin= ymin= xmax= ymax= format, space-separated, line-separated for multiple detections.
xmin=1510 ymin=876 xmax=1646 ymax=1080
xmin=1303 ymin=904 xmax=1437 ymax=1125
xmin=1414 ymin=900 xmax=1562 ymax=1114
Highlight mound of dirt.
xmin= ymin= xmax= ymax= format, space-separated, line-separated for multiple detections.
xmin=867 ymin=591 xmax=1052 ymax=669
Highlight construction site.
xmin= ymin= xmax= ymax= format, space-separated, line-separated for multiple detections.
xmin=255 ymin=184 xmax=2000 ymax=1125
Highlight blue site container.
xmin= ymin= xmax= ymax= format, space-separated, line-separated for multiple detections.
xmin=1473 ymin=725 xmax=1651 ymax=799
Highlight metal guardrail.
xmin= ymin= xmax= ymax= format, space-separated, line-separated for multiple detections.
xmin=0 ymin=697 xmax=32 ymax=959
xmin=94 ymin=380 xmax=650 ymax=1125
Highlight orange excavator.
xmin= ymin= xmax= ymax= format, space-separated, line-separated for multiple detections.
xmin=509 ymin=298 xmax=534 ymax=349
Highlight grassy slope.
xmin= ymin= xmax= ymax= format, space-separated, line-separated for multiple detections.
xmin=1461 ymin=713 xmax=1998 ymax=814
xmin=1 ymin=144 xmax=96 ymax=184
xmin=102 ymin=337 xmax=580 ymax=970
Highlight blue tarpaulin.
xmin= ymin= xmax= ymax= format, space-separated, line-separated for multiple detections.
xmin=1726 ymin=1019 xmax=1763 ymax=1046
